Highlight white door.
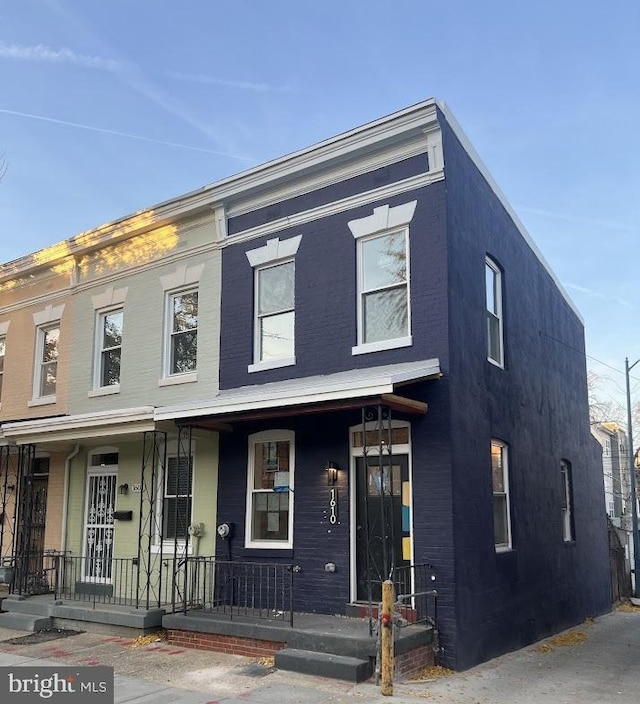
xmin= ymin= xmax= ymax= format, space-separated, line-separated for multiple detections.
xmin=82 ymin=471 xmax=117 ymax=583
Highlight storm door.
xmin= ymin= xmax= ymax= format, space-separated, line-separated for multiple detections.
xmin=82 ymin=455 xmax=117 ymax=583
xmin=355 ymin=454 xmax=410 ymax=602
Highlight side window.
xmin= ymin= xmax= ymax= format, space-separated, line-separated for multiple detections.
xmin=246 ymin=235 xmax=301 ymax=373
xmin=0 ymin=333 xmax=5 ymax=401
xmin=165 ymin=289 xmax=198 ymax=376
xmin=561 ymin=459 xmax=575 ymax=542
xmin=246 ymin=430 xmax=294 ymax=548
xmin=349 ymin=201 xmax=416 ymax=355
xmin=34 ymin=325 xmax=60 ymax=400
xmin=96 ymin=308 xmax=123 ymax=389
xmin=486 ymin=257 xmax=504 ymax=367
xmin=163 ymin=455 xmax=193 ymax=541
xmin=491 ymin=439 xmax=512 ymax=550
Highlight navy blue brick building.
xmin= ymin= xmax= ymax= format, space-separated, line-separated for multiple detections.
xmin=162 ymin=99 xmax=611 ymax=669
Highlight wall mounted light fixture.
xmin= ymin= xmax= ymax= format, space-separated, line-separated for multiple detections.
xmin=118 ymin=483 xmax=129 ymax=496
xmin=326 ymin=461 xmax=339 ymax=486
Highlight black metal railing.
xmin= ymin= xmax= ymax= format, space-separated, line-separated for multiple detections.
xmin=9 ymin=551 xmax=62 ymax=596
xmin=173 ymin=557 xmax=295 ymax=625
xmin=392 ymin=562 xmax=438 ymax=627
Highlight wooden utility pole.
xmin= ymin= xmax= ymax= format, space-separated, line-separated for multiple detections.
xmin=381 ymin=579 xmax=395 ymax=696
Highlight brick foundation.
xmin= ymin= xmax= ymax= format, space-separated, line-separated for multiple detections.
xmin=167 ymin=629 xmax=285 ymax=658
xmin=394 ymin=643 xmax=435 ymax=681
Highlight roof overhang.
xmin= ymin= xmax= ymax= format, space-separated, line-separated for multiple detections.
xmin=155 ymin=358 xmax=441 ymax=427
xmin=1 ymin=406 xmax=160 ymax=447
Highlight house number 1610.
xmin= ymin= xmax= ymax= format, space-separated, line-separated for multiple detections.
xmin=329 ymin=487 xmax=338 ymax=525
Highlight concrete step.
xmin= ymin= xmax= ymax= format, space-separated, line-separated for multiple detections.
xmin=0 ymin=612 xmax=52 ymax=632
xmin=275 ymin=648 xmax=373 ymax=682
xmin=1 ymin=596 xmax=52 ymax=617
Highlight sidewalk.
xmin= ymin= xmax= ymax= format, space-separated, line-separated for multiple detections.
xmin=0 ymin=608 xmax=638 ymax=703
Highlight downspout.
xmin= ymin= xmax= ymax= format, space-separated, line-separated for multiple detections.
xmin=61 ymin=444 xmax=80 ymax=553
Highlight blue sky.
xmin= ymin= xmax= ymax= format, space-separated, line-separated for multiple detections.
xmin=1 ymin=1 xmax=639 ymax=406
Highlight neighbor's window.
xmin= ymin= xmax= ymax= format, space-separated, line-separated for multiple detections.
xmin=561 ymin=460 xmax=575 ymax=542
xmin=167 ymin=290 xmax=198 ymax=375
xmin=35 ymin=325 xmax=59 ymax=398
xmin=486 ymin=257 xmax=504 ymax=367
xmin=246 ymin=431 xmax=294 ymax=548
xmin=255 ymin=261 xmax=295 ymax=363
xmin=491 ymin=440 xmax=512 ymax=550
xmin=163 ymin=455 xmax=193 ymax=541
xmin=0 ymin=335 xmax=5 ymax=400
xmin=358 ymin=230 xmax=409 ymax=345
xmin=97 ymin=309 xmax=123 ymax=387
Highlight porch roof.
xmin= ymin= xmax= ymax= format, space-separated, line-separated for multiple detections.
xmin=154 ymin=358 xmax=441 ymax=426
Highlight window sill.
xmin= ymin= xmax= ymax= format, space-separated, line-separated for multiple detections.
xmin=27 ymin=395 xmax=57 ymax=408
xmin=352 ymin=335 xmax=412 ymax=356
xmin=244 ymin=540 xmax=293 ymax=550
xmin=488 ymin=356 xmax=505 ymax=369
xmin=88 ymin=385 xmax=120 ymax=398
xmin=158 ymin=372 xmax=198 ymax=387
xmin=248 ymin=357 xmax=296 ymax=374
xmin=495 ymin=545 xmax=513 ymax=554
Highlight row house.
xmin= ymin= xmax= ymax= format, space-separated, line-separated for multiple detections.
xmin=0 ymin=99 xmax=610 ymax=671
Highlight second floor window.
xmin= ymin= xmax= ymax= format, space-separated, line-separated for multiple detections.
xmin=167 ymin=290 xmax=198 ymax=375
xmin=256 ymin=261 xmax=295 ymax=363
xmin=97 ymin=309 xmax=123 ymax=387
xmin=0 ymin=335 xmax=5 ymax=400
xmin=358 ymin=230 xmax=409 ymax=345
xmin=486 ymin=257 xmax=504 ymax=367
xmin=35 ymin=325 xmax=59 ymax=398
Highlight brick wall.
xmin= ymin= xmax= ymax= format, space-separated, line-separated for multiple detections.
xmin=167 ymin=630 xmax=285 ymax=658
xmin=394 ymin=643 xmax=435 ymax=681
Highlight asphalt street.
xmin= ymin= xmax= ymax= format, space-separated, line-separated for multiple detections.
xmin=0 ymin=607 xmax=637 ymax=703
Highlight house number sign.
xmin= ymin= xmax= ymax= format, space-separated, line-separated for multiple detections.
xmin=329 ymin=487 xmax=338 ymax=525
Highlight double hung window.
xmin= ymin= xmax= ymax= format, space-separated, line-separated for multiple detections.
xmin=163 ymin=455 xmax=193 ymax=541
xmin=35 ymin=325 xmax=59 ymax=398
xmin=561 ymin=460 xmax=575 ymax=542
xmin=349 ymin=201 xmax=416 ymax=355
xmin=486 ymin=257 xmax=504 ymax=366
xmin=0 ymin=335 xmax=5 ymax=400
xmin=97 ymin=309 xmax=123 ymax=388
xmin=167 ymin=290 xmax=198 ymax=375
xmin=491 ymin=440 xmax=512 ymax=550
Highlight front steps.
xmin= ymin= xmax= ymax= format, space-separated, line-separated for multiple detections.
xmin=275 ymin=648 xmax=373 ymax=682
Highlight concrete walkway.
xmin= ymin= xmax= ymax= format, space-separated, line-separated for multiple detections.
xmin=0 ymin=608 xmax=638 ymax=703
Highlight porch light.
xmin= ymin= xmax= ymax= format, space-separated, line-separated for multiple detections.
xmin=118 ymin=483 xmax=129 ymax=496
xmin=326 ymin=461 xmax=339 ymax=486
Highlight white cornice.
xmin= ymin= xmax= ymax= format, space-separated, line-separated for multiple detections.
xmin=223 ymin=170 xmax=444 ymax=247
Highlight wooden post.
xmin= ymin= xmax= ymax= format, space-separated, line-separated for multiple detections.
xmin=381 ymin=579 xmax=394 ymax=696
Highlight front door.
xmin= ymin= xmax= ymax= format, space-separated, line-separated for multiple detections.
xmin=355 ymin=454 xmax=410 ymax=602
xmin=82 ymin=471 xmax=117 ymax=583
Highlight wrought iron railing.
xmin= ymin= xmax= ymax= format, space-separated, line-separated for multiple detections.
xmin=392 ymin=562 xmax=438 ymax=627
xmin=172 ymin=557 xmax=295 ymax=626
xmin=9 ymin=552 xmax=295 ymax=624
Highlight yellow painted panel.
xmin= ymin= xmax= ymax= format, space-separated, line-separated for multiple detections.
xmin=402 ymin=537 xmax=412 ymax=561
xmin=402 ymin=481 xmax=410 ymax=506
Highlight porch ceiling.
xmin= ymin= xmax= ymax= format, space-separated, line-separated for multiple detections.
xmin=155 ymin=358 xmax=441 ymax=428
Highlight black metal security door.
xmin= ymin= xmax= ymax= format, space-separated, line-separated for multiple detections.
xmin=355 ymin=454 xmax=409 ymax=602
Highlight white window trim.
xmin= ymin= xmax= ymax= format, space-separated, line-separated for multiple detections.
xmin=246 ymin=236 xmax=301 ymax=372
xmin=492 ymin=439 xmax=512 ymax=552
xmin=0 ymin=326 xmax=7 ymax=406
xmin=349 ymin=201 xmax=416 ymax=355
xmin=245 ymin=429 xmax=295 ymax=550
xmin=161 ymin=286 xmax=199 ymax=381
xmin=30 ymin=322 xmax=60 ymax=405
xmin=151 ymin=445 xmax=195 ymax=554
xmin=92 ymin=306 xmax=124 ymax=392
xmin=486 ymin=257 xmax=504 ymax=368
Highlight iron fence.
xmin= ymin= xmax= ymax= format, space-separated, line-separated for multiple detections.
xmin=392 ymin=562 xmax=438 ymax=627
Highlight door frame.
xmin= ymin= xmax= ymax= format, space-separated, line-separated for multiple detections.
xmin=349 ymin=419 xmax=413 ymax=603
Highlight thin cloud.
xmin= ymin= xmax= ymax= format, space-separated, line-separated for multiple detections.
xmin=517 ymin=205 xmax=634 ymax=233
xmin=0 ymin=107 xmax=255 ymax=162
xmin=167 ymin=71 xmax=293 ymax=93
xmin=0 ymin=40 xmax=120 ymax=71
xmin=565 ymin=282 xmax=634 ymax=309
